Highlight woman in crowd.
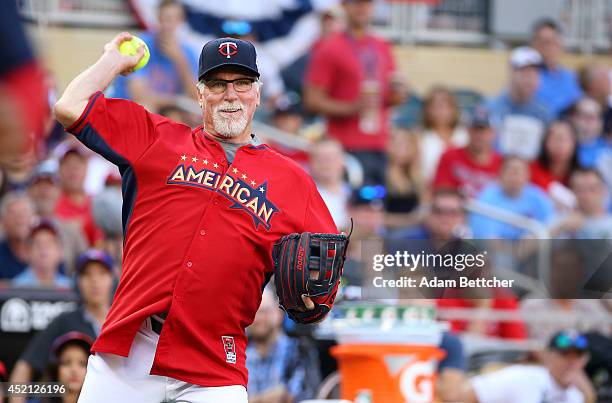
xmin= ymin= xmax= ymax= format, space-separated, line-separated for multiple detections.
xmin=384 ymin=127 xmax=424 ymax=228
xmin=36 ymin=331 xmax=92 ymax=403
xmin=420 ymin=86 xmax=468 ymax=184
xmin=530 ymin=120 xmax=580 ymax=209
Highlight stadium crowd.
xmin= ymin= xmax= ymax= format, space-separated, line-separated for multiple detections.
xmin=1 ymin=0 xmax=611 ymax=402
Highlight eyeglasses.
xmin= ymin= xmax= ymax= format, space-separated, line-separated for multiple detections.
xmin=203 ymin=78 xmax=256 ymax=94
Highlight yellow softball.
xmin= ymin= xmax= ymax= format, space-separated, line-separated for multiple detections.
xmin=118 ymin=36 xmax=150 ymax=71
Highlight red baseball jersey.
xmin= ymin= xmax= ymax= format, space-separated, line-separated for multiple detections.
xmin=66 ymin=92 xmax=338 ymax=387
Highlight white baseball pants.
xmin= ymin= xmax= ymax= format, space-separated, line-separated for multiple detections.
xmin=77 ymin=317 xmax=248 ymax=403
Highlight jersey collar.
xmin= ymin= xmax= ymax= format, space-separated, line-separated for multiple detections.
xmin=196 ymin=126 xmax=269 ymax=152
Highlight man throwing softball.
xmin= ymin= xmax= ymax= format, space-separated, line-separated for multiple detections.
xmin=54 ymin=32 xmax=347 ymax=403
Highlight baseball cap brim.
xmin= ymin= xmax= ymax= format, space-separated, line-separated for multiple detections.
xmin=199 ymin=64 xmax=259 ymax=81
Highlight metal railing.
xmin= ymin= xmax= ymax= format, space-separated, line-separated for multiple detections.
xmin=374 ymin=0 xmax=489 ymax=46
xmin=559 ymin=0 xmax=612 ymax=53
xmin=465 ymin=199 xmax=552 ymax=292
xmin=375 ymin=0 xmax=611 ymax=51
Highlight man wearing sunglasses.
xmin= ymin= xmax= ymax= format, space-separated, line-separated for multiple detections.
xmin=464 ymin=329 xmax=596 ymax=403
xmin=53 ymin=33 xmax=338 ymax=402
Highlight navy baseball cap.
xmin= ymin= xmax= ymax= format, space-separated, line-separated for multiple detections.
xmin=198 ymin=37 xmax=259 ymax=81
xmin=469 ymin=106 xmax=493 ymax=128
xmin=548 ymin=329 xmax=589 ymax=353
xmin=350 ymin=185 xmax=386 ymax=208
xmin=76 ymin=249 xmax=114 ymax=274
xmin=273 ymin=92 xmax=302 ymax=116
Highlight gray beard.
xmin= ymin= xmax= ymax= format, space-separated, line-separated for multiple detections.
xmin=211 ymin=108 xmax=248 ymax=138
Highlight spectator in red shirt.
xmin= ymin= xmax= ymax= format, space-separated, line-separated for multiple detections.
xmin=304 ymin=0 xmax=407 ymax=185
xmin=433 ymin=106 xmax=502 ymax=198
xmin=530 ymin=120 xmax=580 ymax=211
xmin=54 ymin=147 xmax=102 ymax=247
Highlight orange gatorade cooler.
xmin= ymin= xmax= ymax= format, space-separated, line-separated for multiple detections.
xmin=331 ymin=343 xmax=446 ymax=403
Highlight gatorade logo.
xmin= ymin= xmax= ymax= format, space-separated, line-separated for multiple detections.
xmin=398 ymin=360 xmax=436 ymax=403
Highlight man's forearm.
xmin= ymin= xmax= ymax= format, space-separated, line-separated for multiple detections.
xmin=303 ymin=86 xmax=358 ymax=118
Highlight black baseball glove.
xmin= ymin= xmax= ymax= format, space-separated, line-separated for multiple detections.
xmin=272 ymin=232 xmax=349 ymax=324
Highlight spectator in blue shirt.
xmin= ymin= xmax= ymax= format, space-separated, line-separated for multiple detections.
xmin=12 ymin=219 xmax=70 ymax=289
xmin=530 ymin=18 xmax=582 ymax=117
xmin=112 ymin=0 xmax=198 ymax=112
xmin=0 ymin=191 xmax=34 ymax=280
xmin=386 ymin=188 xmax=468 ymax=243
xmin=470 ymin=156 xmax=556 ymax=239
xmin=246 ymin=287 xmax=320 ymax=403
xmin=569 ymin=97 xmax=611 ymax=168
xmin=487 ymin=46 xmax=553 ymax=160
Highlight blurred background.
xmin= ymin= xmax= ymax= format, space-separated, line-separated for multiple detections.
xmin=0 ymin=0 xmax=611 ymax=402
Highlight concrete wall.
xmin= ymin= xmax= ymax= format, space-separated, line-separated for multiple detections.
xmin=30 ymin=26 xmax=612 ymax=97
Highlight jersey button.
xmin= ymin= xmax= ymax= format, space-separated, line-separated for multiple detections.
xmin=213 ymin=200 xmax=219 ymax=206
xmin=186 ymin=261 xmax=193 ymax=268
xmin=200 ymin=230 xmax=206 ymax=236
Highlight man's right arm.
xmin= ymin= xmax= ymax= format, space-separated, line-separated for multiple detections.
xmin=303 ymin=41 xmax=361 ymax=118
xmin=54 ymin=32 xmax=144 ymax=128
xmin=303 ymin=84 xmax=361 ymax=118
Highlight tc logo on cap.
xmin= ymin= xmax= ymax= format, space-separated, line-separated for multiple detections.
xmin=218 ymin=42 xmax=238 ymax=59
